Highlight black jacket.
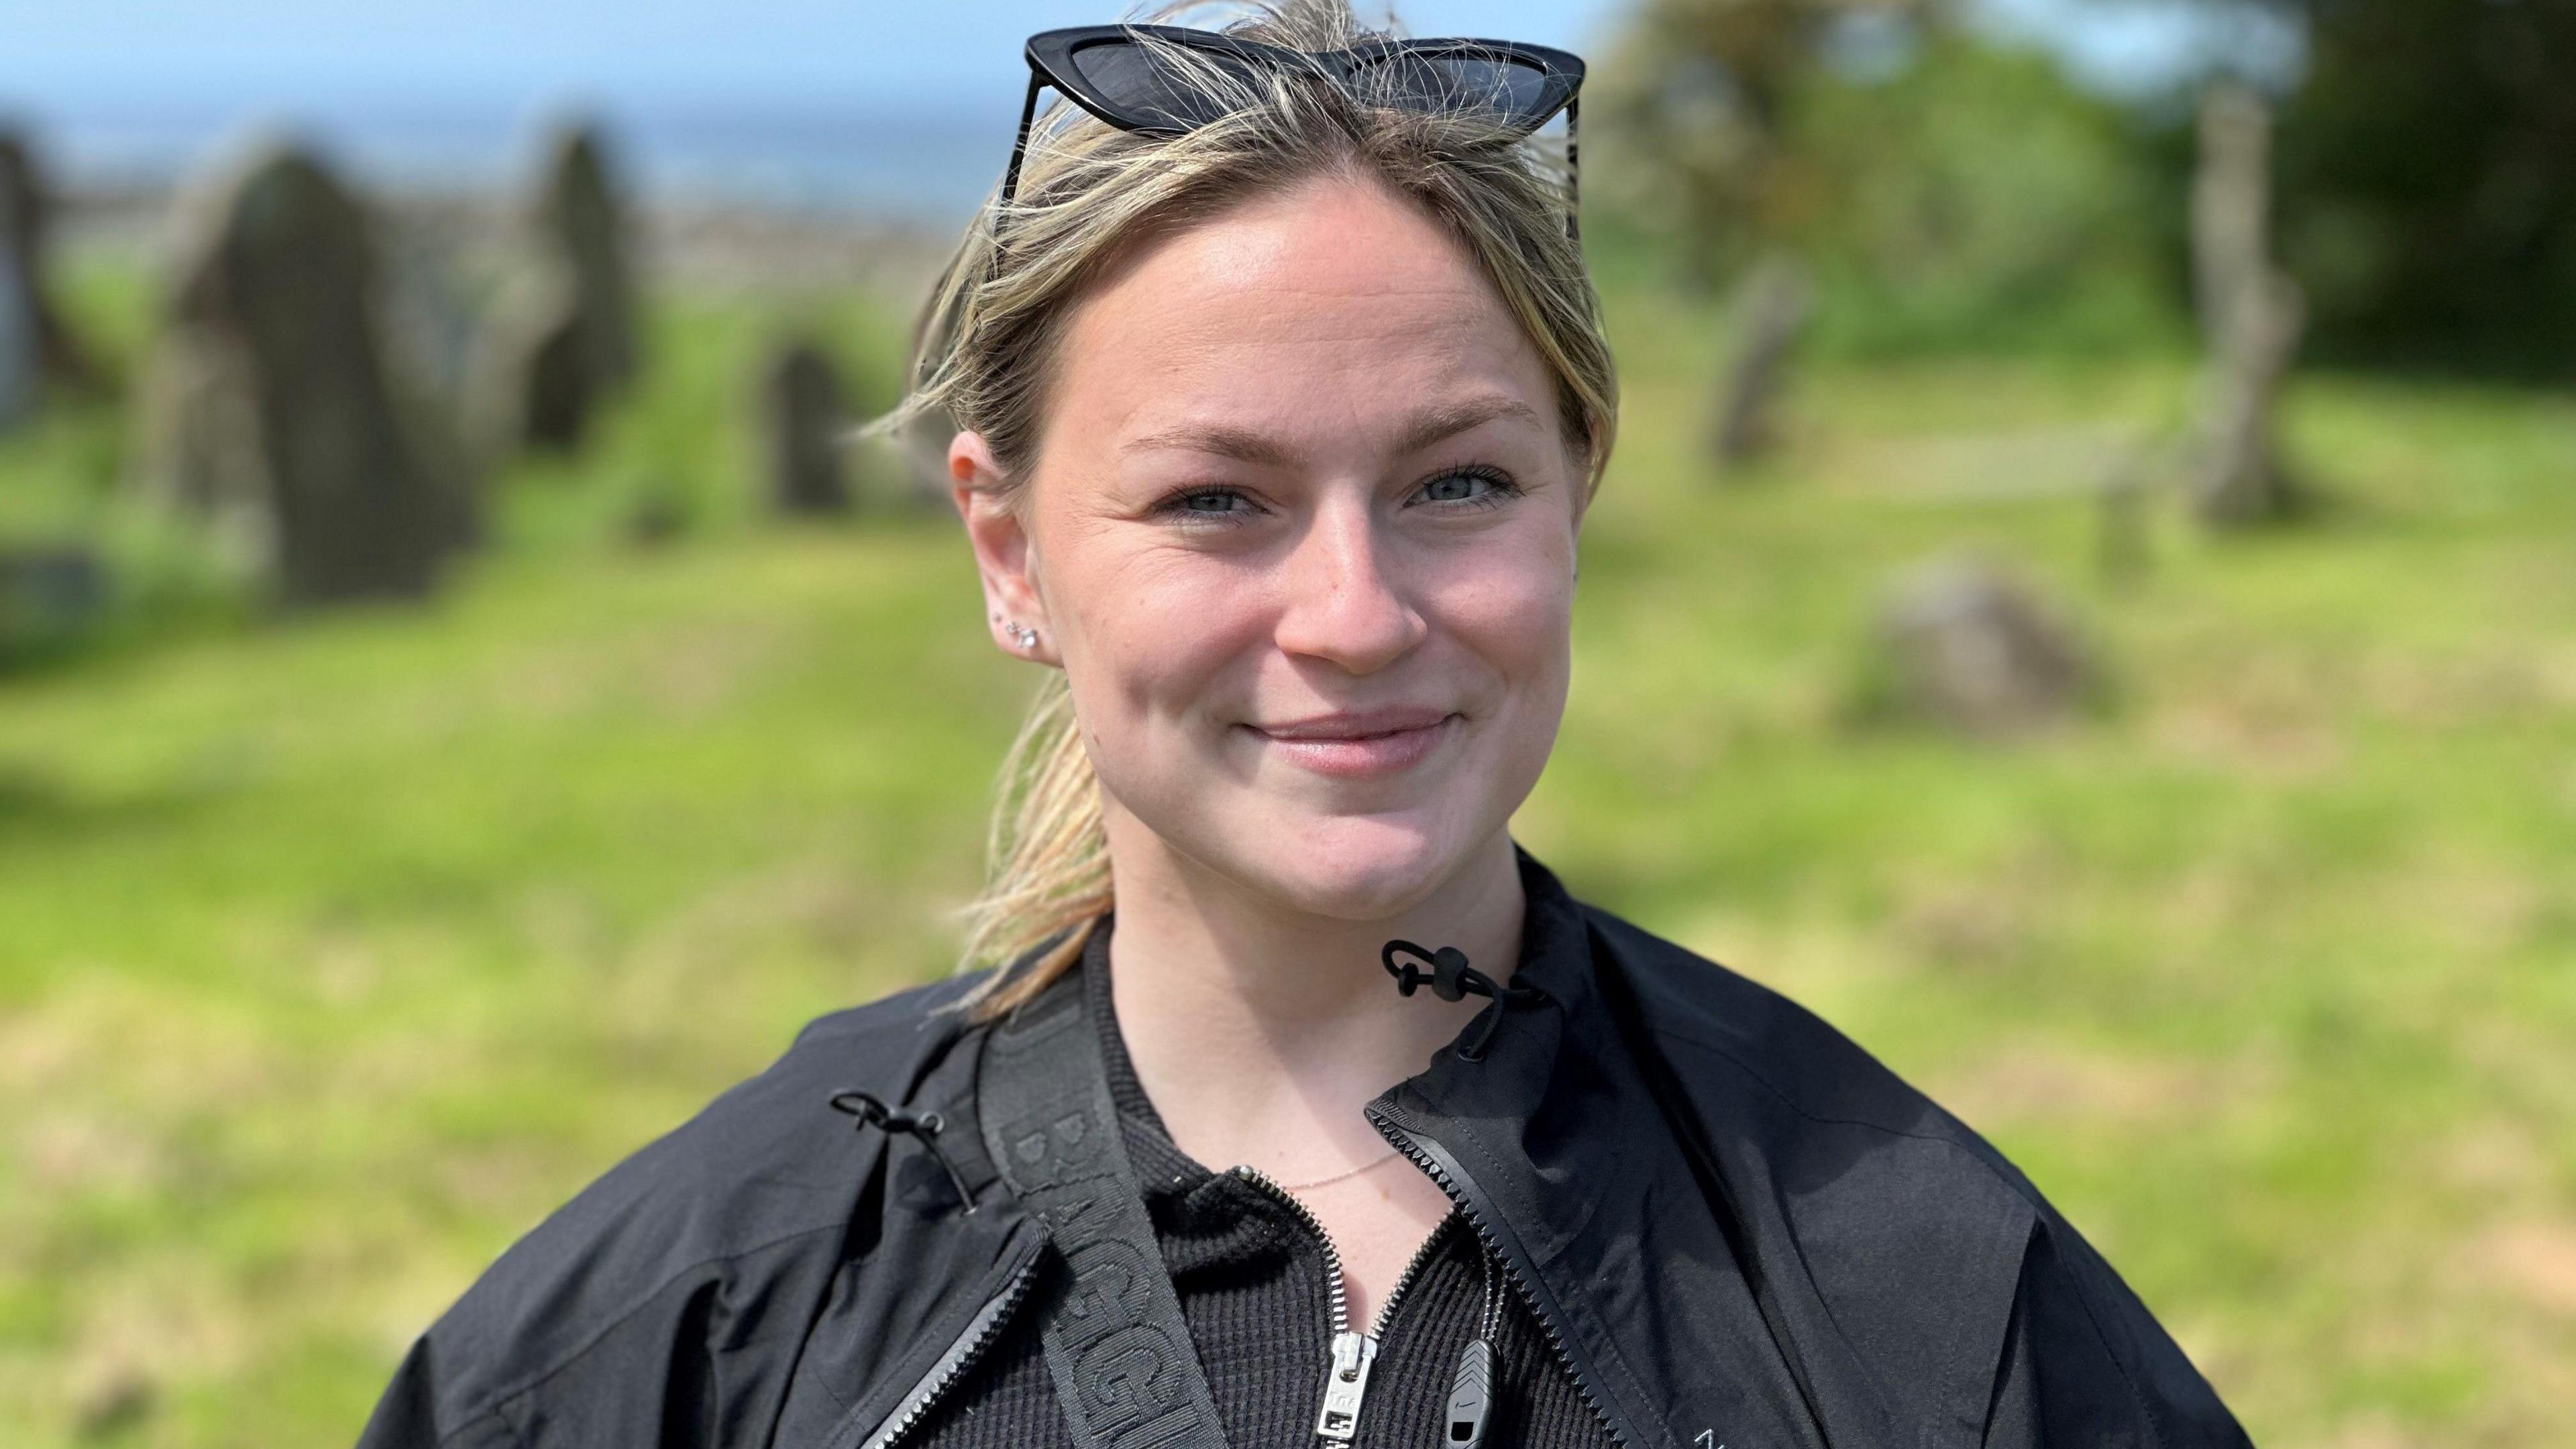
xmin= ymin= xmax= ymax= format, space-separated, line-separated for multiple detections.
xmin=356 ymin=845 xmax=2254 ymax=1449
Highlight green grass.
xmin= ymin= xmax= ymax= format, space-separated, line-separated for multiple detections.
xmin=3 ymin=262 xmax=2574 ymax=1448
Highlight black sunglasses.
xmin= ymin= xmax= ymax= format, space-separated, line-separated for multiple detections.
xmin=999 ymin=23 xmax=1586 ymax=236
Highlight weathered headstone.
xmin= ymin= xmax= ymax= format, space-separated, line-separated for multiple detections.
xmin=1 ymin=128 xmax=89 ymax=426
xmin=485 ymin=121 xmax=640 ymax=453
xmin=139 ymin=142 xmax=472 ymax=603
xmin=763 ymin=339 xmax=851 ymax=515
xmin=378 ymin=221 xmax=483 ymax=427
xmin=1710 ymin=256 xmax=1811 ymax=470
xmin=1870 ymin=555 xmax=2102 ymax=738
xmin=0 ymin=229 xmax=33 ymax=431
xmin=541 ymin=125 xmax=637 ymax=389
xmin=2191 ymin=82 xmax=2304 ymax=525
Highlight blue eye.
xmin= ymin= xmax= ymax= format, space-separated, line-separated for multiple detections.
xmin=1153 ymin=486 xmax=1261 ymax=527
xmin=1416 ymin=467 xmax=1519 ymax=508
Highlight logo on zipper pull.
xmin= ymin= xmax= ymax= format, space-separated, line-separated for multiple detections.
xmin=1315 ymin=1330 xmax=1378 ymax=1441
xmin=1446 ymin=1338 xmax=1493 ymax=1448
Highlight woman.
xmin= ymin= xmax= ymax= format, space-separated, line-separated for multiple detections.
xmin=359 ymin=5 xmax=2252 ymax=1447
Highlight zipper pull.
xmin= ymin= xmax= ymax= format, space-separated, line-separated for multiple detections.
xmin=1446 ymin=1338 xmax=1493 ymax=1448
xmin=1314 ymin=1330 xmax=1378 ymax=1442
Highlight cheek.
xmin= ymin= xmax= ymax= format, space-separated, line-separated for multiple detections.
xmin=1052 ymin=545 xmax=1271 ymax=723
xmin=1432 ymin=527 xmax=1577 ymax=696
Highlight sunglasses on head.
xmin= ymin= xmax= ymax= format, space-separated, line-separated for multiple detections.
xmin=1000 ymin=23 xmax=1587 ymax=235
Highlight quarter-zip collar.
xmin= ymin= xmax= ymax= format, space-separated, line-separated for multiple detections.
xmin=1065 ymin=879 xmax=1609 ymax=1449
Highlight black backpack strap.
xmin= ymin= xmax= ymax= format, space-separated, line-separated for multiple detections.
xmin=976 ymin=963 xmax=1232 ymax=1449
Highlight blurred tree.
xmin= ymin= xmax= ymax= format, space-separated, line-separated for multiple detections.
xmin=1792 ymin=32 xmax=2175 ymax=353
xmin=1594 ymin=0 xmax=1940 ymax=281
xmin=2187 ymin=0 xmax=2576 ymax=374
xmin=1594 ymin=0 xmax=2179 ymax=354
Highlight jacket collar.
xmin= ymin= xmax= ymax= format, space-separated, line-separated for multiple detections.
xmin=1063 ymin=837 xmax=1602 ymax=1154
xmin=1379 ymin=840 xmax=1608 ymax=1140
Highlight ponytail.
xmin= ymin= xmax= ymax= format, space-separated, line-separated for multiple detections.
xmin=951 ymin=672 xmax=1113 ymax=1018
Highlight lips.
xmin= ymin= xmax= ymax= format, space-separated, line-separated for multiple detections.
xmin=1244 ymin=706 xmax=1460 ymax=779
xmin=1252 ymin=706 xmax=1455 ymax=741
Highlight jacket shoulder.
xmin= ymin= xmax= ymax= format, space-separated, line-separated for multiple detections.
xmin=1581 ymin=899 xmax=2027 ymax=1178
xmin=368 ymin=973 xmax=984 ymax=1446
xmin=1580 ymin=902 xmax=2248 ymax=1446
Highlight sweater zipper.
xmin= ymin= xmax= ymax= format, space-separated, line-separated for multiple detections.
xmin=1365 ymin=1101 xmax=1635 ymax=1447
xmin=1230 ymin=1163 xmax=1452 ymax=1444
xmin=859 ymin=1246 xmax=1044 ymax=1449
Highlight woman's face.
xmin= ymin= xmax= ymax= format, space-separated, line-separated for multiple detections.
xmin=953 ymin=172 xmax=1587 ymax=919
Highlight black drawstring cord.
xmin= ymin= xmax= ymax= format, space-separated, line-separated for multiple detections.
xmin=1380 ymin=939 xmax=1552 ymax=1062
xmin=828 ymin=1089 xmax=977 ymax=1212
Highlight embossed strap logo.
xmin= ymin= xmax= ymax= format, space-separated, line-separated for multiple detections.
xmin=978 ymin=973 xmax=1231 ymax=1449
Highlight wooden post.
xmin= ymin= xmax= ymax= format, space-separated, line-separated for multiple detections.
xmin=2191 ymin=82 xmax=2305 ymax=525
xmin=1710 ymin=257 xmax=1811 ymax=471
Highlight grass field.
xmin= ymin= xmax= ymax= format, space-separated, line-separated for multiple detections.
xmin=3 ymin=260 xmax=2573 ymax=1448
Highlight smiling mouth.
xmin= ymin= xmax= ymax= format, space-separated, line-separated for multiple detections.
xmin=1242 ymin=712 xmax=1462 ymax=779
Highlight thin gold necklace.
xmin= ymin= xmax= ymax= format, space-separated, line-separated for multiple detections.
xmin=1271 ymin=1146 xmax=1405 ymax=1193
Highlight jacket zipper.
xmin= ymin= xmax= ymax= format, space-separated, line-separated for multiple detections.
xmin=1365 ymin=1102 xmax=1634 ymax=1448
xmin=1230 ymin=1163 xmax=1452 ymax=1444
xmin=859 ymin=1246 xmax=1044 ymax=1449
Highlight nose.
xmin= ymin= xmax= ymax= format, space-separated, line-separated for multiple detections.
xmin=1269 ymin=494 xmax=1428 ymax=675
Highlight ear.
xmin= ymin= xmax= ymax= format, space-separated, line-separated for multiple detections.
xmin=949 ymin=430 xmax=1061 ymax=667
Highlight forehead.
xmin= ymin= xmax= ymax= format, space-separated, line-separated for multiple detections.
xmin=1044 ymin=172 xmax=1558 ymax=453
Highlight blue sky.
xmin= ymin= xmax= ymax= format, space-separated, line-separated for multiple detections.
xmin=0 ymin=1 xmax=2247 ymax=215
xmin=1 ymin=1 xmax=1619 ymax=108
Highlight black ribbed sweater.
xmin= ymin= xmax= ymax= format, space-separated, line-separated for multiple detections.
xmin=908 ymin=916 xmax=1616 ymax=1448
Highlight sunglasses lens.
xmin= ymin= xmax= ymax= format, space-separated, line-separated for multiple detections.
xmin=1354 ymin=51 xmax=1561 ymax=131
xmin=1065 ymin=40 xmax=1250 ymax=132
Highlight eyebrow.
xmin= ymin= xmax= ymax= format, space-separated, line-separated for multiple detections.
xmin=1122 ymin=394 xmax=1544 ymax=467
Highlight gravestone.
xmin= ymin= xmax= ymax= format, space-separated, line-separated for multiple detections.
xmin=488 ymin=121 xmax=639 ymax=453
xmin=2191 ymin=83 xmax=2304 ymax=525
xmin=0 ymin=129 xmax=93 ymax=425
xmin=141 ymin=142 xmax=470 ymax=602
xmin=1871 ymin=555 xmax=2101 ymax=738
xmin=0 ymin=231 xmax=32 ymax=431
xmin=763 ymin=339 xmax=851 ymax=515
xmin=1710 ymin=257 xmax=1811 ymax=470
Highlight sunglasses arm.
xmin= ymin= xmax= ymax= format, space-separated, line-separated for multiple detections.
xmin=1564 ymin=93 xmax=1581 ymax=245
xmin=998 ymin=68 xmax=1048 ymax=212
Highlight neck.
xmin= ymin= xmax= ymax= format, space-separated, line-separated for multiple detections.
xmin=1095 ymin=810 xmax=1526 ymax=1176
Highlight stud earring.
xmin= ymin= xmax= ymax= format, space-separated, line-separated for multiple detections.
xmin=1004 ymin=621 xmax=1040 ymax=650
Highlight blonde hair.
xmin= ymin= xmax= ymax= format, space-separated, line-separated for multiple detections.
xmin=874 ymin=0 xmax=1619 ymax=1018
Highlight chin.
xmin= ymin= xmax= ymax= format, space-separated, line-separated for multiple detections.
xmin=1231 ymin=810 xmax=1472 ymax=920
